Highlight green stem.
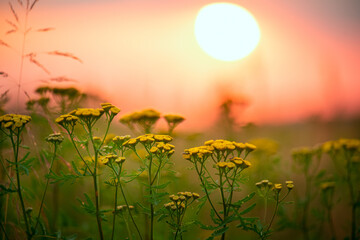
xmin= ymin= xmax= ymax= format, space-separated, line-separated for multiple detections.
xmin=33 ymin=144 xmax=58 ymax=234
xmin=117 ymin=170 xmax=143 ymax=240
xmin=67 ymin=132 xmax=93 ymax=175
xmin=122 ymin=212 xmax=133 ymax=240
xmin=92 ymin=174 xmax=104 ymax=240
xmin=194 ymin=163 xmax=222 ymax=221
xmin=327 ymin=206 xmax=336 ymax=240
xmin=11 ymin=131 xmax=31 ymax=239
xmin=0 ymin=219 xmax=9 ymax=240
xmin=148 ymin=155 xmax=154 ymax=240
xmin=266 ymin=193 xmax=279 ymax=233
xmin=345 ymin=151 xmax=356 ymax=240
xmin=219 ymin=170 xmax=227 ymax=240
xmin=88 ymin=126 xmax=104 ymax=240
xmin=111 ymin=182 xmax=119 ymax=240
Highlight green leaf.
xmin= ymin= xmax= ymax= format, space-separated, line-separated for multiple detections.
xmin=152 ymin=181 xmax=170 ymax=190
xmin=239 ymin=203 xmax=256 ymax=215
xmin=136 ymin=202 xmax=151 ymax=214
xmin=211 ymin=226 xmax=229 ymax=237
xmin=232 ymin=192 xmax=255 ymax=208
xmin=210 ymin=208 xmax=221 ymax=225
xmin=77 ymin=193 xmax=107 ymax=220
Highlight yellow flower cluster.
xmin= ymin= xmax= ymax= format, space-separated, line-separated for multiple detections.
xmin=291 ymin=147 xmax=315 ymax=159
xmin=119 ymin=109 xmax=160 ymax=124
xmin=164 ymin=114 xmax=185 ymax=124
xmin=115 ymin=205 xmax=134 ymax=213
xmin=99 ymin=154 xmax=125 ymax=165
xmin=46 ymin=133 xmax=64 ymax=144
xmin=256 ymin=180 xmax=294 ymax=193
xmin=255 ymin=179 xmax=273 ymax=189
xmin=183 ymin=139 xmax=256 ymax=163
xmin=320 ymin=181 xmax=335 ymax=191
xmin=0 ymin=114 xmax=31 ymax=131
xmin=100 ymin=103 xmax=121 ymax=115
xmin=123 ymin=134 xmax=173 ymax=151
xmin=322 ymin=138 xmax=360 ymax=153
xmin=69 ymin=108 xmax=104 ymax=120
xmin=112 ymin=135 xmax=131 ymax=145
xmin=55 ymin=114 xmax=79 ymax=127
xmin=164 ymin=192 xmax=200 ymax=211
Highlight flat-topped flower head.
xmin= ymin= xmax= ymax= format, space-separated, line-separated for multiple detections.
xmin=113 ymin=135 xmax=131 ymax=145
xmin=123 ymin=138 xmax=138 ymax=148
xmin=321 ymin=182 xmax=335 ymax=191
xmin=0 ymin=114 xmax=31 ymax=131
xmin=99 ymin=156 xmax=110 ymax=165
xmin=101 ymin=103 xmax=121 ymax=116
xmin=154 ymin=134 xmax=173 ymax=143
xmin=245 ymin=143 xmax=256 ymax=153
xmin=46 ymin=133 xmax=64 ymax=144
xmin=285 ymin=180 xmax=294 ymax=190
xmin=164 ymin=114 xmax=185 ymax=124
xmin=227 ymin=162 xmax=236 ymax=169
xmin=273 ymin=183 xmax=282 ymax=192
xmin=115 ymin=156 xmax=126 ymax=164
xmin=71 ymin=108 xmax=105 ymax=122
xmin=192 ymin=192 xmax=200 ymax=199
xmin=216 ymin=162 xmax=227 ymax=169
xmin=292 ymin=147 xmax=314 ymax=158
xmin=55 ymin=114 xmax=78 ymax=129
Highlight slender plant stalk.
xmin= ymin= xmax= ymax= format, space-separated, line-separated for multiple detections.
xmin=33 ymin=144 xmax=58 ymax=234
xmin=11 ymin=131 xmax=31 ymax=239
xmin=148 ymin=155 xmax=154 ymax=240
xmin=326 ymin=206 xmax=336 ymax=240
xmin=122 ymin=212 xmax=133 ymax=240
xmin=0 ymin=220 xmax=9 ymax=240
xmin=111 ymin=182 xmax=119 ymax=240
xmin=345 ymin=151 xmax=357 ymax=240
xmin=265 ymin=193 xmax=279 ymax=233
xmin=194 ymin=163 xmax=222 ymax=221
xmin=118 ymin=176 xmax=143 ymax=240
xmin=219 ymin=170 xmax=227 ymax=240
xmin=0 ymin=155 xmax=13 ymax=240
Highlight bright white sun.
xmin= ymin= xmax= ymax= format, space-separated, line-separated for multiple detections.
xmin=194 ymin=3 xmax=261 ymax=61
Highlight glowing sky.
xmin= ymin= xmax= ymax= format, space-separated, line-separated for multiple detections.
xmin=1 ymin=0 xmax=360 ymax=128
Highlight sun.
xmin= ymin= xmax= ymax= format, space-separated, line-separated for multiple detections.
xmin=194 ymin=3 xmax=261 ymax=62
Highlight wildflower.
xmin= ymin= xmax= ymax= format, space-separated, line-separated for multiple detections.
xmin=285 ymin=180 xmax=294 ymax=190
xmin=99 ymin=156 xmax=109 ymax=165
xmin=164 ymin=114 xmax=185 ymax=124
xmin=320 ymin=182 xmax=335 ymax=191
xmin=115 ymin=157 xmax=126 ymax=164
xmin=0 ymin=114 xmax=31 ymax=131
xmin=245 ymin=143 xmax=256 ymax=153
xmin=192 ymin=193 xmax=200 ymax=199
xmin=55 ymin=114 xmax=78 ymax=128
xmin=150 ymin=146 xmax=159 ymax=153
xmin=113 ymin=135 xmax=131 ymax=146
xmin=123 ymin=138 xmax=138 ymax=147
xmin=273 ymin=184 xmax=282 ymax=192
xmin=227 ymin=162 xmax=236 ymax=169
xmin=216 ymin=162 xmax=227 ymax=169
xmin=46 ymin=133 xmax=64 ymax=144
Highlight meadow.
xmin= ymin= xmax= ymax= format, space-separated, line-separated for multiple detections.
xmin=0 ymin=92 xmax=359 ymax=240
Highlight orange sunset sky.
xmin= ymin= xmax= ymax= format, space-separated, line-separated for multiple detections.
xmin=1 ymin=0 xmax=360 ymax=129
